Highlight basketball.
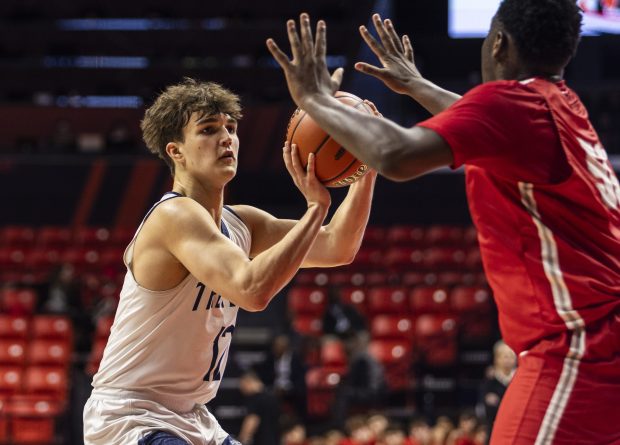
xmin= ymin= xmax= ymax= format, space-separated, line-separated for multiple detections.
xmin=285 ymin=91 xmax=374 ymax=187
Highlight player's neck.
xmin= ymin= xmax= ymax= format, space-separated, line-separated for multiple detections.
xmin=172 ymin=177 xmax=225 ymax=225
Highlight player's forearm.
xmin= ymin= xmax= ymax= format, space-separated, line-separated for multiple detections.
xmin=319 ymin=173 xmax=376 ymax=264
xmin=303 ymin=94 xmax=415 ymax=178
xmin=405 ymin=78 xmax=461 ymax=115
xmin=241 ymin=203 xmax=328 ymax=310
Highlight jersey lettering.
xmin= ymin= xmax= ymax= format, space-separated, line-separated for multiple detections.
xmin=192 ymin=282 xmax=236 ymax=310
xmin=204 ymin=324 xmax=235 ymax=381
xmin=579 ymin=138 xmax=620 ymax=210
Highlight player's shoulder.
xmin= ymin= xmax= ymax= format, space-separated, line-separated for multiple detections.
xmin=467 ymin=79 xmax=544 ymax=100
xmin=151 ymin=196 xmax=218 ymax=233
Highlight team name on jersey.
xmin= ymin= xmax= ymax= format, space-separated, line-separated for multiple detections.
xmin=192 ymin=282 xmax=236 ymax=311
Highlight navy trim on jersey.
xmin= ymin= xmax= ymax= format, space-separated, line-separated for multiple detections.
xmin=223 ymin=205 xmax=242 ymax=221
xmin=140 ymin=192 xmax=184 ymax=228
xmin=220 ymin=219 xmax=230 ymax=239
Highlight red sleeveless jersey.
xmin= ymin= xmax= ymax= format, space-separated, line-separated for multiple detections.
xmin=419 ymin=78 xmax=620 ymax=354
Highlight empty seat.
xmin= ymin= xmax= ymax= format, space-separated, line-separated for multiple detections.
xmin=31 ymin=316 xmax=73 ymax=342
xmin=409 ymin=287 xmax=451 ymax=314
xmin=425 ymin=225 xmax=464 ymax=246
xmin=0 ymin=367 xmax=23 ymax=396
xmin=384 ymin=247 xmax=424 ymax=272
xmin=338 ymin=287 xmax=369 ymax=317
xmin=287 ymin=287 xmax=327 ymax=316
xmin=422 ymin=247 xmax=466 ymax=271
xmin=368 ymin=340 xmax=412 ymax=390
xmin=385 ymin=225 xmax=425 ymax=246
xmin=0 ymin=289 xmax=37 ymax=316
xmin=370 ymin=315 xmax=414 ymax=340
xmin=0 ymin=340 xmax=27 ymax=367
xmin=292 ymin=316 xmax=323 ymax=337
xmin=36 ymin=226 xmax=72 ymax=248
xmin=464 ymin=246 xmax=483 ymax=271
xmin=451 ymin=286 xmax=492 ymax=313
xmin=361 ymin=226 xmax=386 ymax=247
xmin=349 ymin=247 xmax=383 ymax=271
xmin=0 ymin=316 xmax=29 ymax=340
xmin=61 ymin=247 xmax=101 ymax=271
xmin=415 ymin=314 xmax=458 ymax=340
xmin=7 ymin=394 xmax=60 ymax=445
xmin=367 ymin=287 xmax=409 ymax=315
xmin=305 ymin=366 xmax=343 ymax=417
xmin=23 ymin=248 xmax=63 ymax=274
xmin=23 ymin=366 xmax=68 ymax=402
xmin=111 ymin=227 xmax=135 ymax=247
xmin=0 ymin=227 xmax=35 ymax=247
xmin=27 ymin=340 xmax=71 ymax=367
xmin=74 ymin=226 xmax=111 ymax=247
xmin=0 ymin=247 xmax=28 ymax=270
xmin=320 ymin=339 xmax=347 ymax=368
xmin=99 ymin=247 xmax=126 ymax=272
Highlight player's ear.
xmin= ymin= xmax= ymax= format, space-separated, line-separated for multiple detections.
xmin=491 ymin=30 xmax=509 ymax=62
xmin=165 ymin=142 xmax=184 ymax=165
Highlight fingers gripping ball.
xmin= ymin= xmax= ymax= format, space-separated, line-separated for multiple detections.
xmin=286 ymin=92 xmax=373 ymax=187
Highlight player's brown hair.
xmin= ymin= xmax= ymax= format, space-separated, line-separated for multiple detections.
xmin=141 ymin=78 xmax=242 ymax=175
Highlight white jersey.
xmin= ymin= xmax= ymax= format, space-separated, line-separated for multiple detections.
xmin=91 ymin=192 xmax=251 ymax=413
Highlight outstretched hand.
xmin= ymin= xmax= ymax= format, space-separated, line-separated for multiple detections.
xmin=355 ymin=14 xmax=423 ymax=96
xmin=266 ymin=13 xmax=343 ymax=110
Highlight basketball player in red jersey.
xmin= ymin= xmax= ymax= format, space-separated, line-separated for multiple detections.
xmin=267 ymin=1 xmax=620 ymax=443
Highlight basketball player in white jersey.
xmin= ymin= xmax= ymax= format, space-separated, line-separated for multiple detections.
xmin=83 ymin=78 xmax=377 ymax=445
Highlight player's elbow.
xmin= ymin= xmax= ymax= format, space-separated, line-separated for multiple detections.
xmin=377 ymin=154 xmax=420 ymax=182
xmin=240 ymin=290 xmax=271 ymax=312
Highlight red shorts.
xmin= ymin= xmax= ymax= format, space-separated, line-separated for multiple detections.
xmin=491 ymin=313 xmax=620 ymax=445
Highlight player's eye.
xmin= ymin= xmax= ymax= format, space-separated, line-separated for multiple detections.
xmin=226 ymin=125 xmax=237 ymax=134
xmin=201 ymin=126 xmax=218 ymax=135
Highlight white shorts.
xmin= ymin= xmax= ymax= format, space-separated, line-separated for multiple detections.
xmin=83 ymin=396 xmax=230 ymax=445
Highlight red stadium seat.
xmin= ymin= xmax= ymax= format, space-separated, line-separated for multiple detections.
xmin=415 ymin=314 xmax=458 ymax=340
xmin=363 ymin=272 xmax=390 ymax=286
xmin=23 ymin=366 xmax=68 ymax=402
xmin=463 ymin=226 xmax=479 ymax=246
xmin=31 ymin=316 xmax=73 ymax=342
xmin=361 ymin=226 xmax=386 ymax=247
xmin=0 ymin=396 xmax=7 ymax=443
xmin=0 ymin=247 xmax=28 ymax=270
xmin=0 ymin=367 xmax=23 ymax=396
xmin=367 ymin=287 xmax=409 ymax=315
xmin=74 ymin=226 xmax=111 ymax=247
xmin=422 ymin=247 xmax=467 ymax=271
xmin=0 ymin=288 xmax=37 ymax=316
xmin=0 ymin=316 xmax=29 ymax=340
xmin=99 ymin=247 xmax=126 ymax=272
xmin=305 ymin=366 xmax=343 ymax=417
xmin=292 ymin=316 xmax=323 ymax=337
xmin=36 ymin=226 xmax=72 ymax=248
xmin=409 ymin=287 xmax=451 ymax=314
xmin=23 ymin=247 xmax=63 ymax=274
xmin=368 ymin=340 xmax=412 ymax=390
xmin=385 ymin=225 xmax=425 ymax=246
xmin=61 ymin=247 xmax=100 ymax=271
xmin=349 ymin=247 xmax=383 ymax=271
xmin=27 ymin=340 xmax=71 ymax=367
xmin=287 ymin=287 xmax=327 ymax=316
xmin=110 ymin=227 xmax=135 ymax=248
xmin=370 ymin=315 xmax=414 ymax=340
xmin=464 ymin=246 xmax=483 ymax=271
xmin=0 ymin=227 xmax=35 ymax=248
xmin=338 ymin=287 xmax=369 ymax=317
xmin=321 ymin=339 xmax=347 ymax=368
xmin=0 ymin=340 xmax=27 ymax=367
xmin=451 ymin=286 xmax=492 ymax=313
xmin=7 ymin=394 xmax=61 ymax=445
xmin=425 ymin=225 xmax=464 ymax=246
xmin=400 ymin=272 xmax=427 ymax=287
xmin=384 ymin=247 xmax=424 ymax=272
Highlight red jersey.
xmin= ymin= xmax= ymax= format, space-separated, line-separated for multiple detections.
xmin=419 ymin=78 xmax=620 ymax=355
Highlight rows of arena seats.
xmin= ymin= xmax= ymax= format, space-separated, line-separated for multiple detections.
xmin=0 ymin=311 xmax=72 ymax=444
xmin=285 ymin=226 xmax=495 ymax=418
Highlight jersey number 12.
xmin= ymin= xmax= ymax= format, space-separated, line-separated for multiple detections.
xmin=204 ymin=325 xmax=235 ymax=381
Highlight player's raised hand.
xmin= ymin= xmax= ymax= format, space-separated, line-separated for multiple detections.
xmin=283 ymin=142 xmax=331 ymax=209
xmin=355 ymin=14 xmax=423 ymax=96
xmin=267 ymin=13 xmax=343 ymax=110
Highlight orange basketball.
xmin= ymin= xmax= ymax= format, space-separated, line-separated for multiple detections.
xmin=285 ymin=91 xmax=373 ymax=188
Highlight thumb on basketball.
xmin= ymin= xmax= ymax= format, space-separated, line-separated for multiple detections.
xmin=330 ymin=68 xmax=344 ymax=94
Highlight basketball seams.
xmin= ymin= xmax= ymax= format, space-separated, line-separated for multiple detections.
xmin=285 ymin=92 xmax=372 ymax=187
